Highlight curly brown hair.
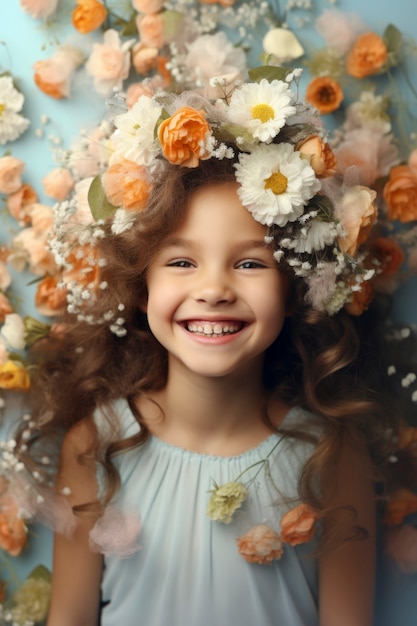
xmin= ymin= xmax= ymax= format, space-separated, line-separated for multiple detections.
xmin=20 ymin=157 xmax=392 ymax=551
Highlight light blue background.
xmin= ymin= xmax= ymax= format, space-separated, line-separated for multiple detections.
xmin=1 ymin=1 xmax=416 ymax=624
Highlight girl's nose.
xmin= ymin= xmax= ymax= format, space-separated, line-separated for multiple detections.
xmin=192 ymin=269 xmax=235 ymax=307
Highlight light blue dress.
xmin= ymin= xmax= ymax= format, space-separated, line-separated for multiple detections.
xmin=94 ymin=399 xmax=320 ymax=626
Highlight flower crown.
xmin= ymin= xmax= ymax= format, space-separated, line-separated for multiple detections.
xmin=55 ymin=66 xmax=384 ymax=324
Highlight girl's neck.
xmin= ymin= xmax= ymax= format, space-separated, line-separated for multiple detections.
xmin=139 ymin=366 xmax=289 ymax=456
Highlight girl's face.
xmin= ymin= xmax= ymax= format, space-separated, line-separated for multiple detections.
xmin=145 ymin=182 xmax=291 ymax=381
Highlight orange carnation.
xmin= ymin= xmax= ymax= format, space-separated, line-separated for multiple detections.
xmin=383 ymin=164 xmax=417 ymax=223
xmin=280 ymin=503 xmax=317 ymax=546
xmin=297 ymin=134 xmax=337 ymax=177
xmin=305 ymin=76 xmax=344 ymax=115
xmin=72 ymin=0 xmax=108 ymax=35
xmin=345 ymin=32 xmax=388 ymax=79
xmin=35 ymin=275 xmax=68 ymax=317
xmin=103 ymin=160 xmax=151 ymax=211
xmin=384 ymin=488 xmax=417 ymax=527
xmin=237 ymin=524 xmax=283 ymax=564
xmin=158 ymin=107 xmax=211 ymax=168
xmin=0 ymin=493 xmax=28 ymax=557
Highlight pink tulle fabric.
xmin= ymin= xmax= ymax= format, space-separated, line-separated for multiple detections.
xmin=89 ymin=505 xmax=141 ymax=557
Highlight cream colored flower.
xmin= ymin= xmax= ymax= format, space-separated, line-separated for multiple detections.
xmin=11 ymin=577 xmax=51 ymax=623
xmin=206 ymin=481 xmax=247 ymax=524
xmin=263 ymin=28 xmax=304 ymax=64
xmin=86 ymin=29 xmax=134 ymax=97
xmin=235 ymin=143 xmax=321 ymax=227
xmin=1 ymin=313 xmax=26 ymax=350
xmin=0 ymin=76 xmax=30 ymax=145
xmin=228 ymin=79 xmax=296 ymax=144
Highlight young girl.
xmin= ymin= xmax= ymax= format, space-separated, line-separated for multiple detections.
xmin=22 ymin=74 xmax=388 ymax=626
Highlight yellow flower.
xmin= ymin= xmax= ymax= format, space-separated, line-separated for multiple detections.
xmin=11 ymin=577 xmax=51 ymax=624
xmin=0 ymin=360 xmax=30 ymax=390
xmin=206 ymin=481 xmax=247 ymax=524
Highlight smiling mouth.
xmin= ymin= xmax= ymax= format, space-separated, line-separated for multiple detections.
xmin=185 ymin=321 xmax=244 ymax=336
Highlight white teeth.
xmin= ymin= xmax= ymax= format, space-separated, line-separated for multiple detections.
xmin=186 ymin=321 xmax=241 ymax=336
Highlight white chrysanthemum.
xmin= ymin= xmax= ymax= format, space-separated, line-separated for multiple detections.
xmin=235 ymin=144 xmax=321 ymax=227
xmin=227 ymin=79 xmax=296 ymax=143
xmin=293 ymin=219 xmax=338 ymax=254
xmin=110 ymin=96 xmax=162 ymax=166
xmin=0 ymin=75 xmax=30 ymax=145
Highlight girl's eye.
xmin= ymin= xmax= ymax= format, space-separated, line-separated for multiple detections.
xmin=237 ymin=260 xmax=265 ymax=269
xmin=167 ymin=259 xmax=194 ymax=268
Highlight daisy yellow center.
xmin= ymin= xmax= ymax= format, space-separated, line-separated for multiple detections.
xmin=0 ymin=104 xmax=6 ymax=116
xmin=264 ymin=171 xmax=288 ymax=195
xmin=251 ymin=103 xmax=275 ymax=123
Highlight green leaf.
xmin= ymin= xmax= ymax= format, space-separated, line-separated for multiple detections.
xmin=384 ymin=24 xmax=403 ymax=54
xmin=248 ymin=65 xmax=290 ymax=83
xmin=27 ymin=565 xmax=51 ymax=582
xmin=162 ymin=10 xmax=185 ymax=41
xmin=88 ymin=176 xmax=118 ymax=222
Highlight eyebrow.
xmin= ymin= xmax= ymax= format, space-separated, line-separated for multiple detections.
xmin=163 ymin=237 xmax=269 ymax=251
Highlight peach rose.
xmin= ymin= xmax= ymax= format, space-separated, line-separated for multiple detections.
xmin=136 ymin=13 xmax=166 ymax=48
xmin=86 ymin=29 xmax=133 ymax=97
xmin=0 ymin=493 xmax=28 ymax=556
xmin=103 ymin=159 xmax=151 ymax=211
xmin=346 ymin=32 xmax=388 ymax=79
xmin=0 ymin=361 xmax=30 ymax=391
xmin=42 ymin=167 xmax=75 ymax=201
xmin=0 ymin=293 xmax=13 ymax=324
xmin=20 ymin=0 xmax=59 ymax=19
xmin=384 ymin=488 xmax=417 ymax=527
xmin=132 ymin=0 xmax=164 ymax=13
xmin=6 ymin=183 xmax=38 ymax=224
xmin=131 ymin=42 xmax=159 ymax=75
xmin=0 ymin=261 xmax=12 ymax=291
xmin=0 ymin=156 xmax=25 ymax=194
xmin=35 ymin=275 xmax=68 ymax=317
xmin=297 ymin=134 xmax=337 ymax=178
xmin=72 ymin=0 xmax=108 ymax=34
xmin=158 ymin=106 xmax=211 ymax=168
xmin=344 ymin=279 xmax=374 ymax=316
xmin=34 ymin=45 xmax=84 ymax=99
xmin=386 ymin=525 xmax=417 ymax=574
xmin=237 ymin=524 xmax=283 ymax=564
xmin=383 ymin=164 xmax=417 ymax=223
xmin=125 ymin=82 xmax=156 ymax=108
xmin=335 ymin=185 xmax=377 ymax=256
xmin=199 ymin=0 xmax=237 ymax=5
xmin=305 ymin=76 xmax=344 ymax=115
xmin=280 ymin=503 xmax=317 ymax=546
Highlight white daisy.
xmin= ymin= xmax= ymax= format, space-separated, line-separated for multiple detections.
xmin=110 ymin=96 xmax=163 ymax=166
xmin=0 ymin=75 xmax=30 ymax=145
xmin=235 ymin=143 xmax=321 ymax=227
xmin=227 ymin=79 xmax=296 ymax=143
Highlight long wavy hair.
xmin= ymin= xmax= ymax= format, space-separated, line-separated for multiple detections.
xmin=20 ymin=157 xmax=392 ymax=552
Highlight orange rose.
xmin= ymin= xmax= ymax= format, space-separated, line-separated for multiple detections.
xmin=103 ymin=160 xmax=151 ymax=211
xmin=305 ymin=76 xmax=343 ymax=115
xmin=0 ymin=361 xmax=30 ymax=391
xmin=280 ymin=503 xmax=317 ymax=546
xmin=346 ymin=32 xmax=388 ymax=79
xmin=236 ymin=524 xmax=283 ymax=564
xmin=35 ymin=275 xmax=68 ymax=317
xmin=0 ymin=493 xmax=28 ymax=557
xmin=384 ymin=488 xmax=417 ymax=527
xmin=368 ymin=237 xmax=405 ymax=276
xmin=297 ymin=134 xmax=337 ymax=177
xmin=158 ymin=107 xmax=211 ymax=168
xmin=131 ymin=42 xmax=159 ymax=75
xmin=63 ymin=245 xmax=100 ymax=291
xmin=72 ymin=0 xmax=108 ymax=35
xmin=383 ymin=164 xmax=417 ymax=223
xmin=344 ymin=279 xmax=374 ymax=316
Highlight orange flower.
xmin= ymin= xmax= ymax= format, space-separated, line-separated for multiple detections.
xmin=0 ymin=361 xmax=30 ymax=391
xmin=386 ymin=525 xmax=417 ymax=574
xmin=335 ymin=185 xmax=378 ymax=256
xmin=383 ymin=164 xmax=417 ymax=223
xmin=6 ymin=183 xmax=38 ymax=224
xmin=72 ymin=0 xmax=108 ymax=35
xmin=0 ymin=292 xmax=13 ymax=324
xmin=368 ymin=237 xmax=405 ymax=276
xmin=384 ymin=488 xmax=417 ymax=527
xmin=103 ymin=160 xmax=151 ymax=211
xmin=280 ymin=503 xmax=317 ymax=546
xmin=237 ymin=524 xmax=283 ymax=564
xmin=0 ymin=493 xmax=28 ymax=557
xmin=305 ymin=76 xmax=344 ymax=115
xmin=297 ymin=134 xmax=337 ymax=177
xmin=158 ymin=107 xmax=211 ymax=168
xmin=346 ymin=32 xmax=388 ymax=79
xmin=344 ymin=279 xmax=374 ymax=316
xmin=63 ymin=245 xmax=100 ymax=291
xmin=397 ymin=424 xmax=417 ymax=450
xmin=35 ymin=275 xmax=68 ymax=317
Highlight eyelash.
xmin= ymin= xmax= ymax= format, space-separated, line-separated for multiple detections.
xmin=167 ymin=259 xmax=194 ymax=268
xmin=167 ymin=259 xmax=266 ymax=269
